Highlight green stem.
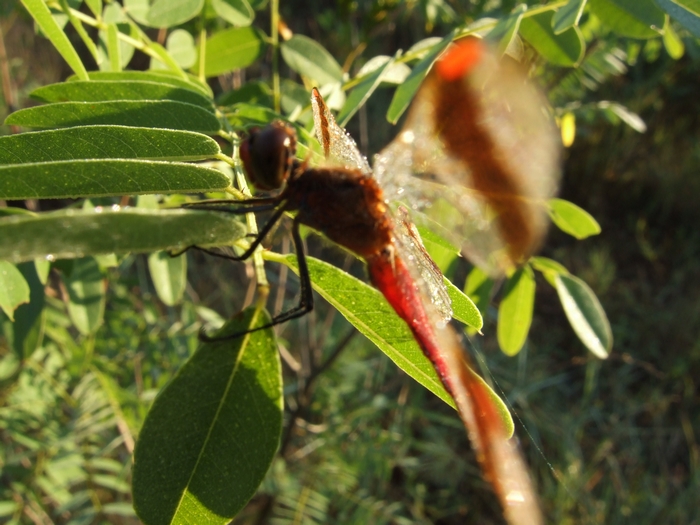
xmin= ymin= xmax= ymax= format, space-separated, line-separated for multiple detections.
xmin=270 ymin=0 xmax=281 ymax=113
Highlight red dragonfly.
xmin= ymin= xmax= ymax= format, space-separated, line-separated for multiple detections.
xmin=190 ymin=37 xmax=559 ymax=525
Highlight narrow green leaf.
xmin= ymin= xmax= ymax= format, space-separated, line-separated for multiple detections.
xmin=166 ymin=29 xmax=197 ymax=69
xmin=663 ymin=18 xmax=685 ymax=58
xmin=0 ymin=126 xmax=221 ymax=164
xmin=555 ymin=273 xmax=612 ymax=358
xmin=486 ymin=4 xmax=526 ymax=55
xmin=337 ymin=55 xmax=395 ymax=126
xmin=148 ymin=251 xmax=187 ymax=306
xmin=211 ymin=0 xmax=254 ymax=26
xmin=146 ymin=0 xmax=204 ymax=28
xmin=444 ymin=277 xmax=483 ymax=330
xmin=85 ymin=0 xmax=101 ymax=17
xmin=464 ymin=266 xmax=494 ymax=325
xmin=520 ymin=10 xmax=585 ymax=66
xmin=69 ymin=70 xmax=213 ymax=98
xmin=5 ymin=100 xmax=221 ymax=133
xmin=655 ymin=0 xmax=700 ymax=37
xmin=530 ymin=256 xmax=569 ymax=279
xmin=60 ymin=0 xmax=100 ymax=63
xmin=497 ymin=266 xmax=535 ymax=356
xmin=0 ymin=261 xmax=30 ymax=321
xmin=133 ymin=308 xmax=281 ymax=525
xmin=589 ymin=0 xmax=665 ymax=38
xmin=548 ymin=198 xmax=602 ymax=239
xmin=598 ymin=101 xmax=647 ymax=132
xmin=97 ymin=21 xmax=137 ymax=71
xmin=280 ymin=35 xmax=344 ymax=86
xmin=30 ymin=80 xmax=214 ymax=110
xmin=386 ymin=31 xmax=454 ymax=124
xmin=106 ymin=23 xmax=121 ymax=71
xmin=65 ymin=257 xmax=105 ymax=335
xmin=552 ymin=0 xmax=587 ymax=34
xmin=147 ymin=42 xmax=190 ymax=79
xmin=0 ymin=208 xmax=246 ymax=264
xmin=355 ymin=56 xmax=411 ymax=85
xmin=202 ymin=26 xmax=265 ymax=77
xmin=20 ymin=0 xmax=89 ymax=80
xmin=11 ymin=261 xmax=46 ymax=359
xmin=0 ymin=159 xmax=229 ymax=200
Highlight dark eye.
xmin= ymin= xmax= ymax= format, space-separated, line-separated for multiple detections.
xmin=240 ymin=121 xmax=297 ymax=191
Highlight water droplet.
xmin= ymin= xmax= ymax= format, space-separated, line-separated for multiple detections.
xmin=45 ymin=254 xmax=55 ymax=262
xmin=111 ymin=204 xmax=121 ymax=211
xmin=94 ymin=206 xmax=103 ymax=213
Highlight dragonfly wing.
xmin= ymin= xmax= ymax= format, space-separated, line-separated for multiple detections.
xmin=374 ymin=38 xmax=560 ymax=275
xmin=311 ymin=88 xmax=372 ymax=175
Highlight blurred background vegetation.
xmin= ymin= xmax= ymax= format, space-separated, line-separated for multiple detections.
xmin=1 ymin=0 xmax=699 ymax=523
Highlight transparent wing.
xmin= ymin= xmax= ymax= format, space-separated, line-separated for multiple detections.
xmin=373 ymin=39 xmax=560 ymax=275
xmin=311 ymin=88 xmax=372 ymax=175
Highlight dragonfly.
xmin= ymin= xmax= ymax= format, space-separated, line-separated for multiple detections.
xmin=187 ymin=37 xmax=559 ymax=525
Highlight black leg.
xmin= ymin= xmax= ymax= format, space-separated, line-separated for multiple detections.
xmin=199 ymin=216 xmax=314 ymax=342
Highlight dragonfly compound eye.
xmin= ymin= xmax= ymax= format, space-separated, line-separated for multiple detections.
xmin=240 ymin=121 xmax=297 ymax=191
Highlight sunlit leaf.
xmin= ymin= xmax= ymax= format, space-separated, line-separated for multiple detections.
xmin=148 ymin=251 xmax=187 ymax=306
xmin=548 ymin=198 xmax=602 ymax=239
xmin=70 ymin=70 xmax=213 ymax=98
xmin=444 ymin=277 xmax=483 ymax=330
xmin=211 ymin=0 xmax=254 ymax=26
xmin=497 ymin=266 xmax=535 ymax=356
xmin=165 ymin=29 xmax=198 ymax=69
xmin=281 ymin=35 xmax=344 ymax=86
xmin=146 ymin=0 xmax=204 ymax=28
xmin=589 ymin=0 xmax=665 ymax=38
xmin=464 ymin=266 xmax=493 ymax=325
xmin=201 ymin=26 xmax=265 ymax=77
xmin=486 ymin=4 xmax=525 ymax=55
xmin=520 ymin=10 xmax=585 ymax=66
xmin=10 ymin=262 xmax=46 ymax=359
xmin=65 ymin=257 xmax=105 ymax=335
xmin=560 ymin=112 xmax=576 ymax=147
xmin=662 ymin=19 xmax=685 ymax=59
xmin=0 ymin=261 xmax=30 ymax=321
xmin=133 ymin=308 xmax=281 ymax=525
xmin=552 ymin=0 xmax=587 ymax=34
xmin=337 ymin=55 xmax=395 ymax=126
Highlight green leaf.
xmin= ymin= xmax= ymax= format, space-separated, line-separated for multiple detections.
xmin=202 ymin=26 xmax=265 ymax=77
xmin=211 ymin=0 xmax=254 ymax=26
xmin=655 ymin=0 xmax=700 ymax=37
xmin=280 ymin=35 xmax=344 ymax=86
xmin=85 ymin=0 xmax=102 ymax=17
xmin=20 ymin=0 xmax=89 ymax=80
xmin=589 ymin=0 xmax=665 ymax=38
xmin=497 ymin=266 xmax=535 ymax=356
xmin=529 ymin=256 xmax=569 ymax=287
xmin=11 ymin=261 xmax=46 ymax=359
xmin=548 ymin=198 xmax=602 ymax=239
xmin=60 ymin=0 xmax=100 ymax=64
xmin=519 ymin=10 xmax=585 ymax=66
xmin=132 ymin=308 xmax=281 ymax=525
xmin=165 ymin=29 xmax=197 ymax=69
xmin=552 ymin=0 xmax=587 ymax=34
xmin=0 ymin=126 xmax=221 ymax=164
xmin=444 ymin=277 xmax=483 ymax=331
xmin=30 ymin=81 xmax=214 ymax=110
xmin=0 ymin=261 xmax=30 ymax=321
xmin=148 ymin=251 xmax=187 ymax=306
xmin=486 ymin=4 xmax=526 ymax=55
xmin=0 ymin=208 xmax=246 ymax=263
xmin=146 ymin=0 xmax=204 ymax=28
xmin=64 ymin=257 xmax=105 ymax=335
xmin=386 ymin=31 xmax=454 ymax=124
xmin=555 ymin=273 xmax=612 ymax=358
xmin=72 ymin=70 xmax=213 ymax=98
xmin=337 ymin=55 xmax=395 ymax=126
xmin=5 ymin=100 xmax=220 ymax=133
xmin=273 ymin=253 xmax=455 ymax=408
xmin=598 ymin=101 xmax=647 ymax=132
xmin=662 ymin=18 xmax=685 ymax=58
xmin=355 ymin=56 xmax=411 ymax=85
xmin=123 ymin=0 xmax=150 ymax=26
xmin=105 ymin=23 xmax=121 ymax=71
xmin=0 ymin=159 xmax=229 ymax=200
xmin=464 ymin=266 xmax=494 ymax=327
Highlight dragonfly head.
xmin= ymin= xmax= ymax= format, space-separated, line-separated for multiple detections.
xmin=240 ymin=121 xmax=297 ymax=191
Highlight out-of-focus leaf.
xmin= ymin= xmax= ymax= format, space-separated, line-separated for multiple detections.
xmin=555 ymin=273 xmax=612 ymax=358
xmin=0 ymin=126 xmax=221 ymax=164
xmin=0 ymin=261 xmax=30 ymax=321
xmin=166 ymin=29 xmax=197 ymax=69
xmin=148 ymin=251 xmax=187 ymax=306
xmin=655 ymin=0 xmax=700 ymax=37
xmin=520 ymin=10 xmax=585 ymax=66
xmin=497 ymin=266 xmax=535 ymax=356
xmin=355 ymin=56 xmax=411 ymax=85
xmin=146 ymin=0 xmax=204 ymax=28
xmin=105 ymin=23 xmax=121 ymax=71
xmin=201 ymin=27 xmax=265 ymax=77
xmin=464 ymin=266 xmax=493 ymax=325
xmin=662 ymin=19 xmax=685 ymax=58
xmin=530 ymin=256 xmax=569 ymax=286
xmin=486 ymin=4 xmax=526 ymax=55
xmin=0 ymin=208 xmax=246 ymax=263
xmin=218 ymin=81 xmax=273 ymax=107
xmin=0 ymin=159 xmax=229 ymax=200
xmin=20 ymin=0 xmax=89 ymax=80
xmin=132 ymin=308 xmax=281 ymax=525
xmin=281 ymin=35 xmax=344 ymax=86
xmin=548 ymin=198 xmax=602 ymax=239
xmin=30 ymin=81 xmax=214 ymax=110
xmin=589 ymin=0 xmax=665 ymax=38
xmin=65 ymin=257 xmax=105 ymax=335
xmin=5 ymin=100 xmax=220 ymax=133
xmin=337 ymin=55 xmax=395 ymax=126
xmin=560 ymin=112 xmax=576 ymax=146
xmin=552 ymin=0 xmax=587 ymax=34
xmin=598 ymin=101 xmax=647 ymax=132
xmin=212 ymin=0 xmax=254 ymax=26
xmin=10 ymin=262 xmax=46 ymax=359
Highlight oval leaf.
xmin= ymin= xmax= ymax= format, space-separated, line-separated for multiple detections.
xmin=552 ymin=0 xmax=587 ymax=34
xmin=0 ymin=208 xmax=246 ymax=263
xmin=555 ymin=273 xmax=612 ymax=358
xmin=464 ymin=266 xmax=494 ymax=325
xmin=519 ymin=10 xmax=585 ymax=66
xmin=280 ymin=35 xmax=344 ymax=86
xmin=655 ymin=0 xmax=700 ymax=37
xmin=497 ymin=266 xmax=535 ymax=356
xmin=148 ymin=251 xmax=187 ymax=306
xmin=0 ymin=261 xmax=30 ymax=321
xmin=548 ymin=198 xmax=601 ymax=239
xmin=132 ymin=308 xmax=281 ymax=525
xmin=65 ymin=256 xmax=105 ymax=335
xmin=74 ymin=70 xmax=213 ymax=98
xmin=5 ymin=100 xmax=220 ymax=133
xmin=444 ymin=277 xmax=483 ymax=330
xmin=589 ymin=0 xmax=665 ymax=38
xmin=0 ymin=159 xmax=229 ymax=200
xmin=486 ymin=4 xmax=526 ymax=55
xmin=211 ymin=0 xmax=254 ymax=26
xmin=0 ymin=126 xmax=221 ymax=164
xmin=166 ymin=29 xmax=198 ymax=69
xmin=146 ymin=0 xmax=204 ymax=28
xmin=202 ymin=27 xmax=265 ymax=77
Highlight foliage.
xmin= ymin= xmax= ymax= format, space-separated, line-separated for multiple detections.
xmin=1 ymin=0 xmax=699 ymax=523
